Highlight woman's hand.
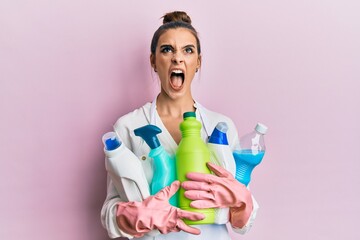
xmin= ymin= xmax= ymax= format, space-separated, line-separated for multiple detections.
xmin=182 ymin=162 xmax=253 ymax=228
xmin=116 ymin=181 xmax=204 ymax=238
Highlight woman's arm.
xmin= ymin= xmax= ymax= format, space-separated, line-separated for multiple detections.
xmin=101 ymin=175 xmax=134 ymax=239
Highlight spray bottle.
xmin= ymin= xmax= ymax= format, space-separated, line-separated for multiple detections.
xmin=176 ymin=112 xmax=215 ymax=225
xmin=233 ymin=123 xmax=268 ymax=186
xmin=134 ymin=125 xmax=177 ymax=206
xmin=102 ymin=132 xmax=150 ymax=202
xmin=207 ymin=122 xmax=236 ymax=224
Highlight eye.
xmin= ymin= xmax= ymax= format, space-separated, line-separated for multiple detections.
xmin=161 ymin=46 xmax=172 ymax=53
xmin=185 ymin=47 xmax=194 ymax=53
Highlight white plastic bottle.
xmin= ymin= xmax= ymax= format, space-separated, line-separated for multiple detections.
xmin=208 ymin=122 xmax=236 ymax=176
xmin=207 ymin=122 xmax=236 ymax=224
xmin=233 ymin=123 xmax=268 ymax=186
xmin=102 ymin=132 xmax=150 ymax=202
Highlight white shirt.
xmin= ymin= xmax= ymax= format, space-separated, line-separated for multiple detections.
xmin=101 ymin=99 xmax=259 ymax=239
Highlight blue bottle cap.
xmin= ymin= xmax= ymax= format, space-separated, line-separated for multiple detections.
xmin=134 ymin=125 xmax=162 ymax=149
xmin=102 ymin=132 xmax=121 ymax=151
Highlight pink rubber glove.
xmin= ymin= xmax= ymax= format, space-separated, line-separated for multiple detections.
xmin=182 ymin=162 xmax=253 ymax=228
xmin=116 ymin=180 xmax=205 ymax=238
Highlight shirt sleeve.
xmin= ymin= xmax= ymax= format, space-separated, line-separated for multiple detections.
xmin=100 ymin=175 xmax=135 ymax=239
xmin=101 ymin=117 xmax=136 ymax=239
xmin=101 ymin=112 xmax=152 ymax=239
xmin=230 ymin=194 xmax=260 ymax=234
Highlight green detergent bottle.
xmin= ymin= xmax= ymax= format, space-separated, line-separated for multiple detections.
xmin=176 ymin=112 xmax=215 ymax=225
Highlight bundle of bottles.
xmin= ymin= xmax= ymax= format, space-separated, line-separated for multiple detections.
xmin=103 ymin=112 xmax=267 ymax=225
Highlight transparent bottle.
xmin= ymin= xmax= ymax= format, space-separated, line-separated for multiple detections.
xmin=233 ymin=123 xmax=268 ymax=186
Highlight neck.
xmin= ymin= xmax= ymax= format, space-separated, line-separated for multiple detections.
xmin=156 ymin=93 xmax=196 ymax=118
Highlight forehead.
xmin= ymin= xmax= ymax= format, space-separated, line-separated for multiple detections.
xmin=157 ymin=28 xmax=197 ymax=46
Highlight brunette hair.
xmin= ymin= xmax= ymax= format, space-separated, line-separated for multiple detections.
xmin=150 ymin=11 xmax=201 ymax=55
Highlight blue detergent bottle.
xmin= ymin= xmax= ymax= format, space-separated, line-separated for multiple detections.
xmin=134 ymin=125 xmax=177 ymax=206
xmin=233 ymin=123 xmax=268 ymax=186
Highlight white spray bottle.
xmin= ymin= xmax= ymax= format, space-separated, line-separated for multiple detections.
xmin=102 ymin=132 xmax=150 ymax=202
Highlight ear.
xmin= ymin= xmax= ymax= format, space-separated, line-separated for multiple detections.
xmin=197 ymin=55 xmax=202 ymax=69
xmin=150 ymin=54 xmax=156 ymax=69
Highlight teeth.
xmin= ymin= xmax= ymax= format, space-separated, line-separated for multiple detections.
xmin=172 ymin=69 xmax=183 ymax=74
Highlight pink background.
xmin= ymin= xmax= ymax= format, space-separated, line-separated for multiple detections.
xmin=1 ymin=1 xmax=359 ymax=239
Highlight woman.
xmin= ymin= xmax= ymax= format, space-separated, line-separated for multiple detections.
xmin=101 ymin=11 xmax=259 ymax=240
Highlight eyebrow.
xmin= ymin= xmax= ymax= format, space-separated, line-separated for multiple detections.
xmin=159 ymin=44 xmax=196 ymax=50
xmin=160 ymin=44 xmax=174 ymax=49
xmin=183 ymin=44 xmax=196 ymax=49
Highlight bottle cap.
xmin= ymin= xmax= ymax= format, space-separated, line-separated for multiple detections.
xmin=134 ymin=125 xmax=162 ymax=149
xmin=216 ymin=122 xmax=228 ymax=132
xmin=255 ymin=123 xmax=268 ymax=134
xmin=102 ymin=132 xmax=121 ymax=150
xmin=183 ymin=112 xmax=196 ymax=119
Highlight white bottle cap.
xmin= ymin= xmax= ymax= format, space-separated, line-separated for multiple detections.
xmin=255 ymin=123 xmax=268 ymax=134
xmin=216 ymin=122 xmax=228 ymax=133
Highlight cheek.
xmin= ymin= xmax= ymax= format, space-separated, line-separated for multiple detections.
xmin=156 ymin=55 xmax=168 ymax=66
xmin=188 ymin=57 xmax=200 ymax=68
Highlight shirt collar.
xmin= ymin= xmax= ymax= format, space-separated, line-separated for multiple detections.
xmin=150 ymin=95 xmax=212 ymax=138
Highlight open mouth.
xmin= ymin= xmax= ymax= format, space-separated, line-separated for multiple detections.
xmin=170 ymin=70 xmax=185 ymax=90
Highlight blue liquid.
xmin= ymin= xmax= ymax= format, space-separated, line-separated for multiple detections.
xmin=233 ymin=150 xmax=265 ymax=186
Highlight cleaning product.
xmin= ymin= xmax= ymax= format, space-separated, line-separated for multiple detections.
xmin=208 ymin=122 xmax=236 ymax=176
xmin=102 ymin=132 xmax=150 ymax=201
xmin=233 ymin=123 xmax=268 ymax=186
xmin=176 ymin=112 xmax=215 ymax=225
xmin=134 ymin=125 xmax=177 ymax=206
xmin=207 ymin=122 xmax=236 ymax=224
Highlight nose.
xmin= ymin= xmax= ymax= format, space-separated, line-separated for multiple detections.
xmin=171 ymin=51 xmax=184 ymax=64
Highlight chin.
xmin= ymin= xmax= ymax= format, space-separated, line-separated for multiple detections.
xmin=162 ymin=88 xmax=189 ymax=100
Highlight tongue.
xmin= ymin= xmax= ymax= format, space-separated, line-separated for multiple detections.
xmin=170 ymin=76 xmax=183 ymax=89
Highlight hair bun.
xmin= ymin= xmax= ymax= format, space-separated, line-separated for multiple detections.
xmin=162 ymin=11 xmax=192 ymax=25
